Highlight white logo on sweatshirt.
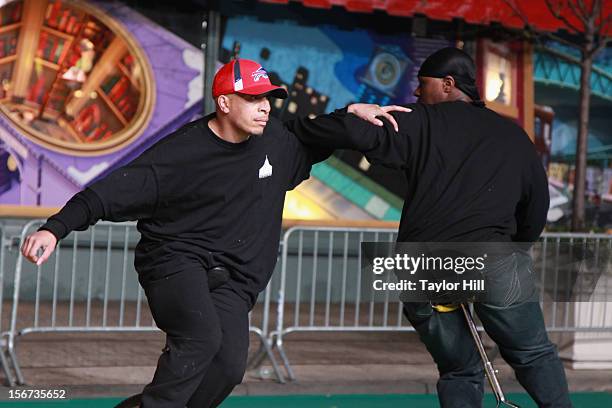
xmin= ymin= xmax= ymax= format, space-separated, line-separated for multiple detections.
xmin=259 ymin=155 xmax=272 ymax=179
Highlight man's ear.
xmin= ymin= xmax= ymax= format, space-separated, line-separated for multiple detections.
xmin=217 ymin=95 xmax=231 ymax=114
xmin=442 ymin=75 xmax=455 ymax=94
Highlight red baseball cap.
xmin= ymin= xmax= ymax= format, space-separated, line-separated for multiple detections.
xmin=212 ymin=59 xmax=288 ymax=99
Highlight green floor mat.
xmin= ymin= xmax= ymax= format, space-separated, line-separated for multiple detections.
xmin=0 ymin=393 xmax=609 ymax=407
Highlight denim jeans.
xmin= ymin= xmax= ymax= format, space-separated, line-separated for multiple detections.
xmin=403 ymin=251 xmax=573 ymax=408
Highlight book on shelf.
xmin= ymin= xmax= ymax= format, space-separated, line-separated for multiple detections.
xmin=75 ymin=115 xmax=96 ymax=136
xmin=46 ymin=1 xmax=63 ymax=29
xmin=49 ymin=40 xmax=60 ymax=64
xmin=120 ymin=101 xmax=134 ymax=118
xmin=121 ymin=54 xmax=135 ymax=70
xmin=45 ymin=2 xmax=52 ymax=21
xmin=85 ymin=123 xmax=108 ymax=142
xmin=100 ymin=129 xmax=113 ymax=141
xmin=66 ymin=16 xmax=77 ymax=35
xmin=28 ymin=75 xmax=47 ymax=105
xmin=59 ymin=40 xmax=74 ymax=64
xmin=71 ymin=22 xmax=82 ymax=35
xmin=8 ymin=36 xmax=17 ymax=56
xmin=116 ymin=96 xmax=128 ymax=110
xmin=0 ymin=72 xmax=10 ymax=99
xmin=42 ymin=40 xmax=51 ymax=61
xmin=14 ymin=2 xmax=23 ymax=23
xmin=55 ymin=40 xmax=65 ymax=64
xmin=108 ymin=76 xmax=129 ymax=103
xmin=40 ymin=34 xmax=52 ymax=61
xmin=36 ymin=32 xmax=47 ymax=58
xmin=37 ymin=33 xmax=65 ymax=64
xmin=101 ymin=74 xmax=121 ymax=94
xmin=46 ymin=3 xmax=80 ymax=35
xmin=1 ymin=1 xmax=22 ymax=25
xmin=73 ymin=104 xmax=102 ymax=136
xmin=58 ymin=9 xmax=70 ymax=32
xmin=13 ymin=2 xmax=22 ymax=23
xmin=0 ymin=35 xmax=17 ymax=59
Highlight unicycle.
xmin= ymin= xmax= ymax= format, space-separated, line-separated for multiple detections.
xmin=460 ymin=304 xmax=520 ymax=408
xmin=114 ymin=266 xmax=231 ymax=408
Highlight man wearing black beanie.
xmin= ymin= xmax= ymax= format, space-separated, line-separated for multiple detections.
xmin=290 ymin=47 xmax=572 ymax=408
xmin=415 ymin=47 xmax=485 ymax=106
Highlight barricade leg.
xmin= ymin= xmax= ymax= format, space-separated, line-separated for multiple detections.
xmin=6 ymin=333 xmax=24 ymax=385
xmin=0 ymin=334 xmax=15 ymax=386
xmin=275 ymin=334 xmax=295 ymax=381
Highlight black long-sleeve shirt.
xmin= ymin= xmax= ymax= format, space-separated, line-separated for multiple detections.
xmin=288 ymin=101 xmax=549 ymax=243
xmin=41 ymin=113 xmax=330 ymax=306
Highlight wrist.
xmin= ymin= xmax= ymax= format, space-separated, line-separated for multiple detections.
xmin=38 ymin=220 xmax=65 ymax=241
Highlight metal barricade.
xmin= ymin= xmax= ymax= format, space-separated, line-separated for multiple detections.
xmin=538 ymin=233 xmax=612 ymax=333
xmin=0 ymin=222 xmax=15 ymax=385
xmin=273 ymin=226 xmax=404 ymax=380
xmin=273 ymin=226 xmax=612 ymax=380
xmin=5 ymin=219 xmax=284 ymax=385
xmin=5 ymin=219 xmax=611 ymax=385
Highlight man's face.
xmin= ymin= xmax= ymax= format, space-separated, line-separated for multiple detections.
xmin=225 ymin=93 xmax=271 ymax=136
xmin=413 ymin=76 xmax=447 ymax=104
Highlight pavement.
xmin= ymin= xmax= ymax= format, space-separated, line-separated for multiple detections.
xmin=0 ymin=330 xmax=611 ymax=402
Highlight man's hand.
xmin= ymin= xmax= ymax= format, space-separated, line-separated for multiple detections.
xmin=21 ymin=230 xmax=58 ymax=266
xmin=348 ymin=103 xmax=412 ymax=132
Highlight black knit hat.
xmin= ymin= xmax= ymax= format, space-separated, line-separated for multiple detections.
xmin=418 ymin=47 xmax=484 ymax=107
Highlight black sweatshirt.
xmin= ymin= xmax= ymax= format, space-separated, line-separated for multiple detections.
xmin=41 ymin=113 xmax=330 ymax=306
xmin=287 ymin=101 xmax=549 ymax=243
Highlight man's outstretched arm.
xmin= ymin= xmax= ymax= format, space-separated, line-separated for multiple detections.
xmin=279 ymin=104 xmax=410 ymax=190
xmin=21 ymin=150 xmax=159 ymax=265
xmin=21 ymin=188 xmax=105 ymax=265
xmin=285 ymin=104 xmax=410 ymax=149
xmin=285 ymin=103 xmax=420 ymax=169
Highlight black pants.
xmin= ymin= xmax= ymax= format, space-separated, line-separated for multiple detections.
xmin=140 ymin=266 xmax=249 ymax=408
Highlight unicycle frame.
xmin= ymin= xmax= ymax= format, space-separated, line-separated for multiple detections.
xmin=460 ymin=304 xmax=520 ymax=408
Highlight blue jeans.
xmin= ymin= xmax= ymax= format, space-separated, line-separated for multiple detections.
xmin=403 ymin=252 xmax=573 ymax=408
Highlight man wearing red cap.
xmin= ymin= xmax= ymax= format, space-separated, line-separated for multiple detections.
xmin=20 ymin=58 xmax=407 ymax=408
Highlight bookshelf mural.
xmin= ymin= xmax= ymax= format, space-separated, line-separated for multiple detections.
xmin=0 ymin=0 xmax=203 ymax=209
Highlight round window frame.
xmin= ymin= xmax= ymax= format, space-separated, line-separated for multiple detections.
xmin=0 ymin=0 xmax=155 ymax=157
